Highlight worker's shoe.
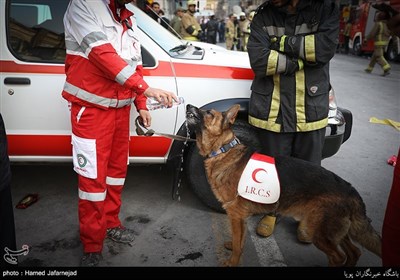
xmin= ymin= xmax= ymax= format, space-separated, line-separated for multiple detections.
xmin=382 ymin=69 xmax=391 ymax=76
xmin=256 ymin=215 xmax=277 ymax=237
xmin=297 ymin=224 xmax=313 ymax=244
xmin=81 ymin=252 xmax=102 ymax=267
xmin=364 ymin=68 xmax=372 ymax=73
xmin=106 ymin=225 xmax=135 ymax=244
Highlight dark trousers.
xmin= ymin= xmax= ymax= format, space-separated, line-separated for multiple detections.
xmin=258 ymin=128 xmax=326 ymax=165
xmin=344 ymin=36 xmax=350 ymax=54
xmin=382 ymin=148 xmax=400 ymax=266
xmin=0 ymin=185 xmax=17 ymax=267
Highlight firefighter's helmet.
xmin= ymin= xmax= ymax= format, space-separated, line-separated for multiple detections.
xmin=187 ymin=0 xmax=197 ymax=6
xmin=249 ymin=11 xmax=255 ymax=21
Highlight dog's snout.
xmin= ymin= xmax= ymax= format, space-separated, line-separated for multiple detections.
xmin=186 ymin=104 xmax=201 ymax=123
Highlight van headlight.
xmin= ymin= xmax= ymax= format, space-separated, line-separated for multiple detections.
xmin=328 ymin=87 xmax=345 ymax=126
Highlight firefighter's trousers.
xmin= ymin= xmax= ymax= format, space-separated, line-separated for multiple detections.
xmin=367 ymin=45 xmax=391 ymax=72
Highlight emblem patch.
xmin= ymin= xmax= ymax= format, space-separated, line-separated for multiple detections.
xmin=77 ymin=154 xmax=87 ymax=168
xmin=310 ymin=86 xmax=318 ymax=94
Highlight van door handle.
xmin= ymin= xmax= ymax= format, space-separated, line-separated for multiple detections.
xmin=4 ymin=77 xmax=31 ymax=85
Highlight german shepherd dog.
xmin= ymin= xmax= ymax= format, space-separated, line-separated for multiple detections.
xmin=185 ymin=104 xmax=381 ymax=267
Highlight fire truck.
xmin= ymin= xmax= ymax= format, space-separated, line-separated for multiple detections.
xmin=349 ymin=1 xmax=400 ymax=61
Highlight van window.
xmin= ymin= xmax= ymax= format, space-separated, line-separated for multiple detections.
xmin=7 ymin=0 xmax=69 ymax=63
xmin=130 ymin=5 xmax=184 ymax=54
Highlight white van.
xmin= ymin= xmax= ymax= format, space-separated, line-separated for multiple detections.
xmin=0 ymin=0 xmax=352 ymax=211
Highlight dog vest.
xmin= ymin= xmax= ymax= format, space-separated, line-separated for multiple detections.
xmin=238 ymin=153 xmax=280 ymax=204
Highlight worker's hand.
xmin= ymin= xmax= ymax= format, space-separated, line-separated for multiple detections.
xmin=196 ymin=30 xmax=203 ymax=40
xmin=284 ymin=58 xmax=303 ymax=76
xmin=138 ymin=109 xmax=152 ymax=127
xmin=270 ymin=35 xmax=300 ymax=58
xmin=269 ymin=36 xmax=281 ymax=51
xmin=144 ymin=87 xmax=178 ymax=108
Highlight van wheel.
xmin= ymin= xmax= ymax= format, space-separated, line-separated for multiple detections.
xmin=185 ymin=119 xmax=262 ymax=213
xmin=385 ymin=40 xmax=399 ymax=62
xmin=353 ymin=38 xmax=363 ymax=56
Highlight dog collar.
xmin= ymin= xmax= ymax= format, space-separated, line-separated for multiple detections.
xmin=209 ymin=137 xmax=241 ymax=158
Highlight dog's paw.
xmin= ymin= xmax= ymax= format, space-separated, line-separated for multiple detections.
xmin=222 ymin=259 xmax=234 ymax=267
xmin=223 ymin=257 xmax=239 ymax=267
xmin=224 ymin=241 xmax=232 ymax=251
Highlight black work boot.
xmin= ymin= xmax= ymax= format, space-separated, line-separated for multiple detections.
xmin=106 ymin=226 xmax=135 ymax=244
xmin=382 ymin=69 xmax=391 ymax=76
xmin=81 ymin=252 xmax=102 ymax=267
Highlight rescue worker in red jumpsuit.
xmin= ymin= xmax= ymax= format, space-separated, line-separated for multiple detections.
xmin=381 ymin=5 xmax=400 ymax=266
xmin=62 ymin=0 xmax=177 ymax=266
xmin=0 ymin=113 xmax=17 ymax=267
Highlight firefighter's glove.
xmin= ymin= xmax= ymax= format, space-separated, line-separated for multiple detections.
xmin=284 ymin=58 xmax=304 ymax=76
xmin=186 ymin=25 xmax=200 ymax=38
xmin=270 ymin=35 xmax=302 ymax=58
xmin=196 ymin=30 xmax=203 ymax=40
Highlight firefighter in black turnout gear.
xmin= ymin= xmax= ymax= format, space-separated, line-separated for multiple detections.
xmin=247 ymin=0 xmax=339 ymax=240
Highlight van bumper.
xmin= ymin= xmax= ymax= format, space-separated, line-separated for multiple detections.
xmin=322 ymin=108 xmax=353 ymax=159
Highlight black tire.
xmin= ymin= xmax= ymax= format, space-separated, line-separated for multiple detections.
xmin=353 ymin=37 xmax=363 ymax=56
xmin=385 ymin=40 xmax=399 ymax=62
xmin=185 ymin=119 xmax=262 ymax=213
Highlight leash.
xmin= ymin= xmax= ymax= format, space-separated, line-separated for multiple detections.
xmin=135 ymin=116 xmax=196 ymax=142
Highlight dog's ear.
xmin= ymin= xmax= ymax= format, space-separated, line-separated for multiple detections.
xmin=224 ymin=104 xmax=240 ymax=127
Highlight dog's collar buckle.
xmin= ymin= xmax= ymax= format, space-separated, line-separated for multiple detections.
xmin=209 ymin=137 xmax=241 ymax=158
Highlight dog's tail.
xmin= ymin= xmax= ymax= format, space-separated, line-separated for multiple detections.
xmin=348 ymin=190 xmax=382 ymax=257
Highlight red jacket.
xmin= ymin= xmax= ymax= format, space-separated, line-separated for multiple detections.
xmin=62 ymin=0 xmax=149 ymax=111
